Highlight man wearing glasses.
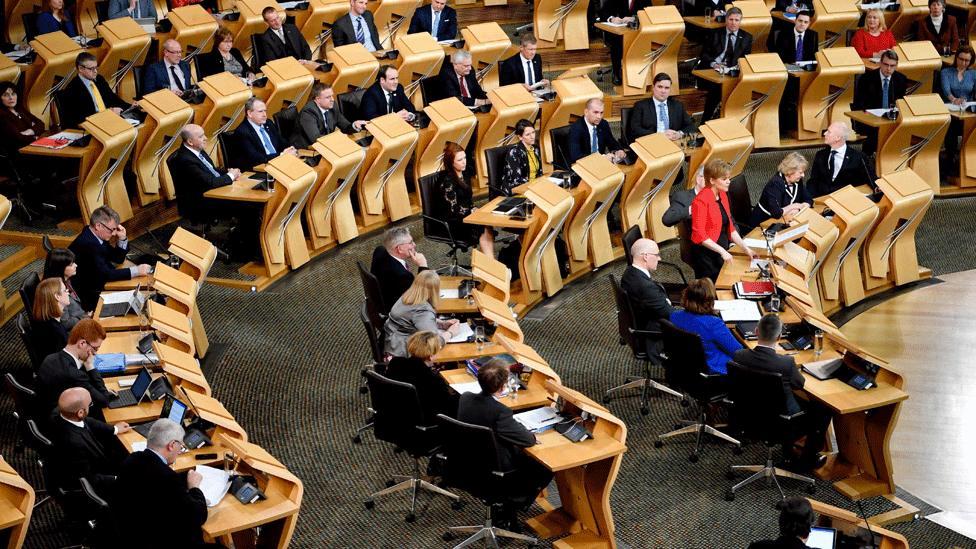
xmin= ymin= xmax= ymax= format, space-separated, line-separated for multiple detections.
xmin=36 ymin=319 xmax=115 ymax=417
xmin=852 ymin=49 xmax=908 ymax=155
xmin=69 ymin=206 xmax=152 ymax=311
xmin=620 ymin=238 xmax=674 ymax=357
xmin=143 ymin=39 xmax=193 ymax=97
xmin=58 ymin=52 xmax=133 ymax=129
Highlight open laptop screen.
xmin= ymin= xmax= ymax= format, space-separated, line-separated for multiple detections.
xmin=131 ymin=368 xmax=153 ymax=400
xmin=160 ymin=395 xmax=188 ymax=425
xmin=806 ymin=526 xmax=837 ymax=549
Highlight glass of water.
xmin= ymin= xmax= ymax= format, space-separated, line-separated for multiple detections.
xmin=813 ymin=329 xmax=824 ymax=357
xmin=474 ymin=325 xmax=486 ymax=351
xmin=507 ymin=374 xmax=519 ymax=400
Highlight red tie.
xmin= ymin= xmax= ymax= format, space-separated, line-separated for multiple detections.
xmin=459 ymin=75 xmax=470 ymax=98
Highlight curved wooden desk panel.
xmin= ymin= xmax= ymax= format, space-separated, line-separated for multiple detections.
xmin=471 ymin=249 xmax=512 ymax=304
xmin=227 ymin=0 xmax=279 ymax=61
xmin=792 ymin=208 xmax=840 ymax=311
xmin=308 ymin=131 xmax=367 ymax=249
xmin=820 ymin=185 xmax=879 ymax=307
xmin=197 ymin=72 xmax=252 ymax=161
xmin=522 ymin=179 xmax=574 ymax=296
xmin=94 ymin=18 xmax=151 ymax=103
xmin=136 ymin=90 xmax=195 ymax=203
xmin=460 ymin=23 xmax=510 ymax=94
xmin=624 ymin=133 xmax=683 ymax=243
xmin=477 ymin=85 xmax=540 ymax=185
xmin=359 ymin=113 xmax=419 ymax=224
xmin=5 ymin=0 xmax=36 ymax=43
xmin=687 ymin=117 xmax=754 ymax=189
xmin=567 ymin=154 xmax=624 ymax=268
xmin=164 ymin=5 xmax=219 ymax=65
xmin=0 ymin=55 xmax=20 ymax=86
xmin=256 ymin=57 xmax=316 ymax=118
xmin=263 ymin=154 xmax=317 ymax=270
xmin=168 ymin=227 xmax=219 ymax=285
xmin=394 ymin=32 xmax=446 ymax=110
xmin=372 ymin=0 xmax=419 ymax=51
xmin=878 ymin=94 xmax=950 ymax=193
xmin=886 ymin=0 xmax=930 ymax=42
xmin=415 ymin=97 xmax=477 ymax=182
xmin=810 ymin=0 xmax=861 ymax=49
xmin=958 ymin=112 xmax=976 ymax=187
xmin=862 ymin=169 xmax=932 ymax=289
xmin=597 ymin=6 xmax=684 ymax=96
xmin=24 ymin=31 xmax=82 ymax=126
xmin=725 ymin=53 xmax=786 ymax=148
xmin=472 ymin=289 xmax=523 ymax=342
xmin=294 ymin=0 xmax=349 ymax=55
xmin=808 ymin=499 xmax=910 ymax=547
xmin=797 ymin=48 xmax=864 ymax=141
xmin=534 ymin=0 xmax=591 ymax=50
xmin=539 ymin=74 xmax=602 ymax=168
xmin=325 ymin=43 xmax=380 ymax=94
xmin=0 ymin=456 xmax=34 ymax=549
xmin=79 ymin=110 xmax=139 ymax=223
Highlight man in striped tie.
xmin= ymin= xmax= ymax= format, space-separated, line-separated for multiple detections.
xmin=333 ymin=0 xmax=382 ymax=52
xmin=166 ymin=124 xmax=241 ymax=224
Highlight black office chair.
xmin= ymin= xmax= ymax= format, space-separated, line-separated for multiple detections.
xmin=24 ymin=419 xmax=55 ymax=511
xmin=484 ymin=145 xmax=514 ymax=199
xmin=42 ymin=234 xmax=53 ymax=253
xmin=25 ymin=420 xmax=88 ymax=545
xmin=419 ymin=75 xmax=445 ymax=107
xmin=249 ymin=34 xmax=265 ymax=73
xmin=216 ymin=130 xmax=240 ymax=170
xmin=132 ymin=65 xmax=146 ymax=100
xmin=273 ymin=106 xmax=299 ymax=146
xmin=0 ymin=151 xmax=40 ymax=223
xmin=436 ymin=414 xmax=539 ymax=547
xmin=621 ymin=225 xmax=689 ymax=302
xmin=15 ymin=312 xmax=42 ymax=372
xmin=362 ymin=370 xmax=459 ymax=522
xmin=18 ymin=271 xmax=39 ymax=315
xmin=728 ymin=174 xmax=752 ymax=231
xmin=359 ymin=302 xmax=385 ymax=366
xmin=4 ymin=373 xmax=35 ymax=454
xmin=356 ymin=259 xmax=389 ymax=316
xmin=351 ymin=361 xmax=385 ymax=444
xmin=724 ymin=361 xmax=816 ymax=501
xmin=654 ymin=319 xmax=741 ymax=462
xmin=418 ymin=173 xmax=473 ymax=276
xmin=548 ymin=125 xmax=572 ymax=171
xmin=94 ymin=1 xmax=109 ymax=23
xmin=603 ymin=275 xmax=683 ymax=415
xmin=78 ymin=477 xmax=121 ymax=548
xmin=620 ymin=106 xmax=634 ymax=147
xmin=336 ymin=88 xmax=366 ymax=121
xmin=22 ymin=14 xmax=39 ymax=42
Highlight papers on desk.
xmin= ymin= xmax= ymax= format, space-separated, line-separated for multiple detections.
xmin=449 ymin=381 xmax=482 ymax=394
xmin=601 ymin=20 xmax=629 ymax=27
xmin=447 ymin=322 xmax=474 ymax=343
xmin=131 ymin=441 xmax=147 ymax=452
xmin=30 ymin=131 xmax=85 ymax=149
xmin=859 ymin=2 xmax=897 ymax=10
xmin=714 ymin=299 xmax=762 ymax=322
xmin=866 ymin=108 xmax=895 ymax=117
xmin=439 ymin=289 xmax=460 ymax=299
xmin=547 ymin=176 xmax=564 ymax=184
xmin=125 ymin=353 xmax=157 ymax=366
xmin=195 ymin=465 xmax=232 ymax=508
xmin=102 ymin=290 xmax=133 ymax=305
xmin=751 ymin=259 xmax=770 ymax=270
xmin=438 ymin=39 xmax=457 ymax=45
xmin=946 ymin=101 xmax=976 ymax=112
xmin=801 ymin=358 xmax=843 ymax=380
xmin=278 ymin=1 xmax=304 ymax=7
xmin=743 ymin=237 xmax=768 ymax=249
xmin=513 ymin=407 xmax=561 ymax=432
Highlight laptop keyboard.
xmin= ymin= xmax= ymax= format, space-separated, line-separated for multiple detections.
xmin=100 ymin=301 xmax=131 ymax=318
xmin=107 ymin=389 xmax=138 ymax=409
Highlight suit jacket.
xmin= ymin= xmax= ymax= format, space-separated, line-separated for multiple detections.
xmin=619 ymin=265 xmax=673 ymax=333
xmin=407 ymin=5 xmax=458 ymax=41
xmin=733 ymin=346 xmax=805 ymax=415
xmin=384 ymin=300 xmax=438 ymax=357
xmin=359 ymin=82 xmax=416 ymax=120
xmin=58 ymin=75 xmax=130 ymax=129
xmin=107 ymin=0 xmax=157 ymax=19
xmin=629 ymin=97 xmax=696 ymax=140
xmin=698 ymin=28 xmax=753 ymax=69
xmin=166 ymin=145 xmax=232 ymax=222
xmin=370 ymin=246 xmax=421 ymax=313
xmin=293 ymin=100 xmax=355 ymax=148
xmin=774 ymin=28 xmax=818 ymax=64
xmin=37 ymin=11 xmax=78 ymax=37
xmin=142 ymin=60 xmax=192 ymax=96
xmin=36 ymin=350 xmax=113 ymax=416
xmin=457 ymin=392 xmax=535 ymax=472
xmin=498 ymin=53 xmax=543 ymax=87
xmin=500 ymin=143 xmax=543 ymax=194
xmin=332 ymin=11 xmax=382 ymax=51
xmin=566 ymin=118 xmax=623 ymax=166
xmin=439 ymin=64 xmax=488 ymax=107
xmin=69 ymin=226 xmax=131 ymax=311
xmin=196 ymin=48 xmax=250 ymax=79
xmin=852 ymin=69 xmax=908 ymax=111
xmin=257 ymin=24 xmax=313 ymax=65
xmin=47 ymin=414 xmax=122 ymax=490
xmin=662 ymin=188 xmax=696 ymax=266
xmin=806 ymin=145 xmax=875 ymax=198
xmin=0 ymin=106 xmax=45 ymax=150
xmin=748 ymin=172 xmax=813 ymax=226
xmin=232 ymin=119 xmax=287 ymax=170
xmin=32 ymin=318 xmax=69 ymax=364
xmin=915 ymin=15 xmax=959 ymax=53
xmin=113 ymin=450 xmax=209 ymax=549
xmin=385 ymin=356 xmax=459 ymax=423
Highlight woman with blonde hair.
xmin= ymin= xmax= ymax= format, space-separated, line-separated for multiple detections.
xmin=669 ymin=278 xmax=742 ymax=375
xmin=32 ymin=277 xmax=71 ymax=359
xmin=690 ymin=159 xmax=756 ymax=282
xmin=748 ymin=151 xmax=813 ymax=227
xmin=383 ymin=271 xmax=461 ymax=357
xmin=385 ymin=331 xmax=459 ymax=421
xmin=851 ymin=9 xmax=896 ymax=59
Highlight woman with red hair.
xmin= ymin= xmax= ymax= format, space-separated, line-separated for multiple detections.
xmin=432 ymin=142 xmax=494 ymax=255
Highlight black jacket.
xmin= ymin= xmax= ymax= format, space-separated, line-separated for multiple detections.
xmin=58 ymin=75 xmax=131 ymax=129
xmin=166 ymin=145 xmax=232 ymax=222
xmin=359 ymin=82 xmax=416 ymax=120
xmin=500 ymin=143 xmax=543 ymax=194
xmin=36 ymin=350 xmax=113 ymax=416
xmin=733 ymin=346 xmax=805 ymax=415
xmin=748 ymin=172 xmax=813 ymax=226
xmin=69 ymin=226 xmax=131 ymax=311
xmin=457 ymin=391 xmax=535 ymax=472
xmin=439 ymin=64 xmax=488 ymax=107
xmin=806 ymin=145 xmax=875 ymax=198
xmin=257 ymin=24 xmax=312 ymax=66
xmin=332 ymin=11 xmax=382 ymax=51
xmin=852 ymin=69 xmax=908 ymax=111
xmin=566 ymin=117 xmax=623 ymax=166
xmin=601 ymin=0 xmax=653 ymax=19
xmin=293 ymin=100 xmax=355 ymax=148
xmin=619 ymin=265 xmax=674 ymax=332
xmin=47 ymin=413 xmax=123 ymax=490
xmin=370 ymin=246 xmax=422 ymax=313
xmin=698 ymin=28 xmax=753 ymax=69
xmin=498 ymin=53 xmax=543 ymax=87
xmin=662 ymin=188 xmax=697 ymax=266
xmin=407 ymin=4 xmax=458 ymax=41
xmin=32 ymin=318 xmax=69 ymax=364
xmin=231 ymin=119 xmax=287 ymax=170
xmin=629 ymin=97 xmax=696 ymax=140
xmin=774 ymin=28 xmax=819 ymax=64
xmin=385 ymin=356 xmax=459 ymax=423
xmin=196 ymin=47 xmax=250 ymax=79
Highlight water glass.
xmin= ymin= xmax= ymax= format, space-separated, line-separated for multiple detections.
xmin=474 ymin=325 xmax=486 ymax=351
xmin=813 ymin=329 xmax=824 ymax=357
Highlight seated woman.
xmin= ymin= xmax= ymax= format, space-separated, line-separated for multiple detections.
xmin=43 ymin=248 xmax=88 ymax=331
xmin=499 ymin=119 xmax=543 ymax=196
xmin=385 ymin=331 xmax=459 ymax=422
xmin=0 ymin=82 xmax=45 ymax=150
xmin=941 ymin=46 xmax=976 ymax=105
xmin=748 ymin=151 xmax=813 ymax=228
xmin=669 ymin=278 xmax=742 ymax=375
xmin=915 ymin=0 xmax=959 ymax=55
xmin=36 ymin=0 xmax=78 ymax=37
xmin=432 ymin=142 xmax=494 ymax=255
xmin=197 ymin=26 xmax=254 ymax=81
xmin=690 ymin=158 xmax=756 ymax=282
xmin=384 ymin=271 xmax=461 ymax=358
xmin=32 ymin=277 xmax=71 ymax=360
xmin=851 ymin=9 xmax=896 ymax=59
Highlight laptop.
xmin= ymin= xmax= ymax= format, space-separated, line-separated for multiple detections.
xmin=805 ymin=526 xmax=837 ymax=549
xmin=107 ymin=367 xmax=152 ymax=409
xmin=100 ymin=283 xmax=146 ymax=318
xmin=132 ymin=394 xmax=188 ymax=438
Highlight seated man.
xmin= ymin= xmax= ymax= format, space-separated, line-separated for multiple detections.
xmin=48 ymin=387 xmax=130 ymax=491
xmin=748 ymin=497 xmax=817 ymax=549
xmin=439 ymin=50 xmax=489 ymax=108
xmin=806 ymin=122 xmax=875 ymax=198
xmin=457 ymin=359 xmax=553 ymax=531
xmin=359 ymin=65 xmax=417 ymax=121
xmin=232 ymin=97 xmax=297 ymax=171
xmin=776 ymin=12 xmax=818 ymax=130
xmin=69 ymin=206 xmax=151 ymax=311
xmin=662 ymin=166 xmax=705 ymax=268
xmin=600 ymin=0 xmax=651 ymax=85
xmin=567 ymin=98 xmax=627 ymax=166
xmin=370 ymin=227 xmax=428 ymax=312
xmin=35 ymin=320 xmax=113 ymax=416
xmin=620 ymin=238 xmax=674 ymax=356
xmin=733 ymin=314 xmax=830 ymax=471
xmin=59 ymin=52 xmax=133 ymax=129
xmin=256 ymin=6 xmax=316 ymax=68
xmin=142 ymin=39 xmax=193 ymax=97
xmin=332 ymin=0 xmax=382 ymax=52
xmin=167 ymin=124 xmax=242 ymax=223
xmin=696 ymin=7 xmax=753 ymax=121
xmin=628 ymin=73 xmax=696 ymax=141
xmin=294 ymin=82 xmax=366 ymax=148
xmin=407 ymin=0 xmax=457 ymax=42
xmin=498 ymin=34 xmax=549 ymax=91
xmin=852 ymin=49 xmax=907 ymax=155
xmin=107 ymin=0 xmax=156 ymax=20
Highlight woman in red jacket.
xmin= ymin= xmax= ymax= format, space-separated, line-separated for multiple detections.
xmin=690 ymin=159 xmax=756 ymax=281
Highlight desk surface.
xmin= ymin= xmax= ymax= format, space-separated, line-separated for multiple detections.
xmin=692 ymin=68 xmax=733 ymax=84
xmin=440 ymin=368 xmax=549 ymax=411
xmin=204 ymin=173 xmax=274 ymax=203
xmin=684 ymin=15 xmax=725 ymax=30
xmin=437 ymin=275 xmax=480 ymax=315
xmin=464 ymin=197 xmax=535 ymax=229
xmin=846 ymin=110 xmax=898 ymax=128
xmin=432 ymin=340 xmax=503 ymax=362
xmin=525 ymin=428 xmax=627 ymax=472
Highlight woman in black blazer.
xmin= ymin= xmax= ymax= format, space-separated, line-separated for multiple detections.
xmin=197 ymin=26 xmax=254 ymax=80
xmin=500 ymin=119 xmax=543 ymax=195
xmin=433 ymin=142 xmax=494 ymax=255
xmin=32 ymin=277 xmax=71 ymax=361
xmin=747 ymin=151 xmax=812 ymax=228
xmin=384 ymin=331 xmax=459 ymax=423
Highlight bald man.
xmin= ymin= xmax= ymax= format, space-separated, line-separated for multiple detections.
xmin=806 ymin=122 xmax=876 ymax=198
xmin=620 ymin=238 xmax=674 ymax=356
xmin=167 ymin=124 xmax=241 ymax=224
xmin=567 ymin=99 xmax=627 ymax=166
xmin=47 ymin=387 xmax=130 ymax=491
xmin=143 ymin=39 xmax=193 ymax=96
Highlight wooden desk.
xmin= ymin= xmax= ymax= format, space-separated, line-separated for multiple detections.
xmin=438 ymin=275 xmax=479 ymax=315
xmin=683 ymin=15 xmax=725 ymax=30
xmin=0 ymin=456 xmax=33 ymax=549
xmin=94 ymin=290 xmax=153 ymax=331
xmin=464 ymin=196 xmax=535 ymax=230
xmin=809 ymin=498 xmax=911 ymax=541
xmin=432 ymin=341 xmax=503 ymax=363
xmin=596 ymin=6 xmax=685 ymax=96
xmin=691 ymin=68 xmax=737 ymax=119
xmin=440 ymin=368 xmax=550 ymax=411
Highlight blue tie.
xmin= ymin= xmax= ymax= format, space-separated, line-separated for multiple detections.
xmin=795 ymin=34 xmax=803 ymax=63
xmin=526 ymin=60 xmax=534 ymax=85
xmin=200 ymin=152 xmax=220 ymax=177
xmin=259 ymin=125 xmax=275 ymax=155
xmin=590 ymin=125 xmax=598 ymax=154
xmin=882 ymin=77 xmax=889 ymax=109
xmin=657 ymin=102 xmax=668 ymax=133
xmin=355 ymin=17 xmax=365 ymax=45
xmin=432 ymin=10 xmax=440 ymax=38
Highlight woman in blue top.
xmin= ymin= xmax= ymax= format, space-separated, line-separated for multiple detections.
xmin=669 ymin=278 xmax=742 ymax=375
xmin=37 ymin=0 xmax=78 ymax=37
xmin=941 ymin=45 xmax=976 ymax=105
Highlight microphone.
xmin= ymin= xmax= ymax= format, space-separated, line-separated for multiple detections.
xmin=855 ymin=499 xmax=879 ymax=549
xmin=859 ymin=152 xmax=877 ymax=192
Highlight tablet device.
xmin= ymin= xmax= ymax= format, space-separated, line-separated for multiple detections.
xmin=805 ymin=526 xmax=837 ymax=549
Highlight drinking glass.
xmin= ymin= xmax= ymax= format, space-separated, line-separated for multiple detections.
xmin=474 ymin=325 xmax=486 ymax=351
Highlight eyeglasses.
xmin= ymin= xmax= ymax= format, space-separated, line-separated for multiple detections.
xmin=83 ymin=340 xmax=101 ymax=352
xmin=642 ymin=252 xmax=661 ymax=258
xmin=79 ymin=64 xmax=98 ymax=71
xmin=97 ymin=221 xmax=119 ymax=233
xmin=165 ymin=48 xmax=183 ymax=54
xmin=172 ymin=439 xmax=188 ymax=453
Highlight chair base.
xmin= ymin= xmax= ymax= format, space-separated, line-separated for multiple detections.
xmin=445 ymin=505 xmax=537 ymax=548
xmin=604 ymin=375 xmax=682 ymax=415
xmin=435 ymin=263 xmax=473 ymax=277
xmin=726 ymin=447 xmax=816 ymax=501
xmin=655 ymin=407 xmax=741 ymax=461
xmin=365 ymin=458 xmax=459 ymax=520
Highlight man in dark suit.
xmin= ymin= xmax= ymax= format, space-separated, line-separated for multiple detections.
xmin=293 ymin=82 xmax=366 ymax=148
xmin=69 ymin=206 xmax=151 ymax=311
xmin=628 ymin=73 xmax=696 ymax=141
xmin=112 ymin=419 xmax=219 ymax=549
xmin=231 ymin=97 xmax=297 ymax=171
xmin=332 ymin=0 xmax=382 ymax=52
xmin=407 ymin=0 xmax=457 ymax=42
xmin=439 ymin=50 xmax=489 ymax=108
xmin=59 ymin=52 xmax=132 ymax=129
xmin=35 ymin=320 xmax=114 ymax=417
xmin=48 ymin=387 xmax=130 ymax=491
xmin=370 ymin=227 xmax=428 ymax=312
xmin=107 ymin=0 xmax=156 ymax=20
xmin=662 ymin=166 xmax=705 ymax=268
xmin=498 ymin=34 xmax=548 ymax=90
xmin=359 ymin=65 xmax=418 ymax=121
xmin=775 ymin=12 xmax=818 ymax=130
xmin=748 ymin=497 xmax=817 ymax=549
xmin=567 ymin=98 xmax=627 ymax=166
xmin=167 ymin=124 xmax=241 ymax=223
xmin=697 ymin=7 xmax=753 ymax=121
xmin=852 ymin=49 xmax=908 ymax=154
xmin=620 ymin=238 xmax=674 ymax=356
xmin=600 ymin=0 xmax=652 ymax=85
xmin=142 ymin=39 xmax=193 ymax=96
xmin=806 ymin=122 xmax=876 ymax=198
xmin=257 ymin=6 xmax=316 ymax=67
xmin=733 ymin=314 xmax=830 ymax=471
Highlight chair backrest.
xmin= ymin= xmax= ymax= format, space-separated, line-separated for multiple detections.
xmin=418 ymin=173 xmax=458 ymax=246
xmin=94 ymin=0 xmax=109 ymax=22
xmin=22 ymin=13 xmax=38 ymax=43
xmin=356 ymin=260 xmax=388 ymax=317
xmin=250 ymin=34 xmax=264 ymax=74
xmin=274 ymin=106 xmax=299 ymax=146
xmin=359 ymin=302 xmax=385 ymax=363
xmin=436 ymin=413 xmax=507 ymax=502
xmin=728 ymin=174 xmax=752 ymax=229
xmin=42 ymin=234 xmax=53 ymax=253
xmin=337 ymin=88 xmax=366 ymax=121
xmin=25 ymin=418 xmax=53 ymax=457
xmin=19 ymin=271 xmax=39 ymax=315
xmin=81 ymin=474 xmax=121 ymax=547
xmin=484 ymin=145 xmax=513 ymax=199
xmin=609 ymin=274 xmax=650 ymax=360
xmin=364 ymin=369 xmax=431 ymax=450
xmin=217 ymin=130 xmax=239 ymax=169
xmin=620 ymin=106 xmax=633 ymax=147
xmin=726 ymin=360 xmax=791 ymax=442
xmin=676 ymin=217 xmax=693 ymax=267
xmin=549 ymin=125 xmax=572 ymax=171
xmin=419 ymin=76 xmax=444 ymax=106
xmin=4 ymin=373 xmax=35 ymax=424
xmin=132 ymin=65 xmax=146 ymax=100
xmin=659 ymin=318 xmax=713 ymax=397
xmin=622 ymin=224 xmax=642 ymax=266
xmin=15 ymin=312 xmax=42 ymax=371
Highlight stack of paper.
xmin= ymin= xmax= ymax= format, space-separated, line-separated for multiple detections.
xmin=513 ymin=407 xmax=561 ymax=432
xmin=449 ymin=381 xmax=482 ymax=394
xmin=714 ymin=299 xmax=762 ymax=321
xmin=195 ymin=465 xmax=232 ymax=507
xmin=447 ymin=323 xmax=474 ymax=343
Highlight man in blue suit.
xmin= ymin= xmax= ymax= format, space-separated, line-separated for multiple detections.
xmin=231 ymin=97 xmax=297 ymax=170
xmin=142 ymin=39 xmax=192 ymax=97
xmin=566 ymin=98 xmax=627 ymax=166
xmin=407 ymin=0 xmax=457 ymax=42
xmin=107 ymin=0 xmax=156 ymax=20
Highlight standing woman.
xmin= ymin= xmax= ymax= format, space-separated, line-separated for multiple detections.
xmin=851 ymin=9 xmax=896 ymax=59
xmin=43 ymin=248 xmax=88 ymax=330
xmin=691 ymin=158 xmax=756 ymax=282
xmin=434 ymin=142 xmax=494 ymax=255
xmin=32 ymin=278 xmax=71 ymax=360
xmin=36 ymin=0 xmax=79 ymax=37
xmin=500 ymin=119 xmax=543 ymax=196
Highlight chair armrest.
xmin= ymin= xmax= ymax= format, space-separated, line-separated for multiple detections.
xmin=658 ymin=260 xmax=688 ymax=286
xmin=779 ymin=410 xmax=805 ymax=421
xmin=629 ymin=327 xmax=662 ymax=337
xmin=421 ymin=214 xmax=459 ymax=245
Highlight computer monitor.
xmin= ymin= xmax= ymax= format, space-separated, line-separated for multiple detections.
xmin=159 ymin=394 xmax=188 ymax=425
xmin=806 ymin=526 xmax=837 ymax=549
xmin=131 ymin=368 xmax=153 ymax=400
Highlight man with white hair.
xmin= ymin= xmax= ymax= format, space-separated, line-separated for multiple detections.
xmin=370 ymin=227 xmax=428 ymax=312
xmin=142 ymin=39 xmax=193 ymax=96
xmin=440 ymin=50 xmax=489 ymax=107
xmin=806 ymin=122 xmax=876 ymax=198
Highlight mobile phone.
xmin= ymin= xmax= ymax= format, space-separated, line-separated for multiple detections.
xmin=194 ymin=453 xmax=219 ymax=460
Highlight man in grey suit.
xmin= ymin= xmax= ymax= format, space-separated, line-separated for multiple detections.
xmin=332 ymin=0 xmax=383 ymax=52
xmin=293 ymin=82 xmax=365 ymax=148
xmin=107 ymin=0 xmax=156 ymax=20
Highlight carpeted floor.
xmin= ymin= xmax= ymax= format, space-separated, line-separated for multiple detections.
xmin=6 ymin=148 xmax=976 ymax=548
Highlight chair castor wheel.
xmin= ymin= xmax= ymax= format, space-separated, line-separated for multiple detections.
xmin=405 ymin=513 xmax=416 ymax=523
xmin=352 ymin=434 xmax=362 ymax=444
xmin=726 ymin=471 xmax=735 ymax=480
xmin=364 ymin=500 xmax=374 ymax=510
xmin=443 ymin=532 xmax=455 ymax=541
xmin=733 ymin=445 xmax=743 ymax=455
xmin=654 ymin=440 xmax=663 ymax=448
xmin=640 ymin=406 xmax=650 ymax=416
xmin=806 ymin=484 xmax=816 ymax=494
xmin=725 ymin=489 xmax=735 ymax=501
xmin=689 ymin=453 xmax=699 ymax=463
xmin=451 ymin=500 xmax=464 ymax=511
xmin=385 ymin=479 xmax=396 ymax=488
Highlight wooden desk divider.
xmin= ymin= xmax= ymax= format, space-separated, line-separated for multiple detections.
xmin=732 ymin=0 xmax=773 ymax=53
xmin=0 ymin=55 xmax=20 ymax=86
xmin=791 ymin=208 xmax=840 ymax=311
xmin=94 ymin=17 xmax=151 ymax=102
xmin=153 ymin=261 xmax=212 ymax=357
xmin=887 ymin=0 xmax=930 ymax=42
xmin=476 ymin=85 xmax=539 ymax=189
xmin=567 ymin=153 xmax=625 ymax=271
xmin=687 ymin=117 xmax=754 ymax=189
xmin=797 ymin=48 xmax=864 ymax=141
xmin=624 ymin=133 xmax=683 ymax=243
xmin=76 ymin=0 xmax=102 ymax=38
xmin=878 ymin=94 xmax=949 ymax=192
xmin=164 ymin=5 xmax=220 ymax=64
xmin=24 ymin=31 xmax=81 ymax=126
xmin=260 ymin=154 xmax=316 ymax=273
xmin=597 ymin=6 xmax=684 ymax=96
xmin=495 ymin=334 xmax=560 ymax=384
xmin=472 ymin=289 xmax=523 ymax=342
xmin=6 ymin=0 xmax=36 ymax=43
xmin=525 ymin=379 xmax=627 ymax=548
xmin=167 ymin=227 xmax=218 ymax=285
xmin=725 ymin=53 xmax=786 ymax=148
xmin=820 ymin=185 xmax=879 ymax=310
xmin=197 ymin=72 xmax=252 ymax=161
xmin=0 ymin=456 xmax=33 ymax=549
xmin=773 ymin=263 xmax=817 ymax=307
xmin=890 ymin=41 xmax=942 ymax=95
xmin=539 ymin=72 xmax=602 ymax=171
xmin=135 ymin=90 xmax=194 ymax=204
xmin=471 ymin=249 xmax=511 ymax=305
xmin=459 ymin=23 xmax=510 ymax=93
xmin=534 ymin=0 xmax=591 ymax=50
xmin=773 ymin=240 xmax=816 ymax=282
xmin=307 ymin=131 xmax=366 ymax=251
xmin=78 ymin=110 xmax=139 ymax=223
xmin=148 ymin=300 xmax=196 ymax=355
xmin=957 ymin=112 xmax=976 ymax=188
xmin=324 ymin=43 xmax=380 ymax=94
xmin=808 ymin=499 xmax=910 ymax=544
xmin=153 ymin=341 xmax=212 ymax=396
xmin=810 ymin=0 xmax=861 ymax=49
xmin=394 ymin=32 xmax=445 ymax=110
xmin=415 ymin=97 xmax=477 ymax=181
xmin=228 ymin=0 xmax=280 ymax=60
xmin=521 ymin=179 xmax=574 ymax=299
xmin=862 ymin=169 xmax=933 ymax=290
xmin=294 ymin=0 xmax=349 ymax=55
xmin=359 ymin=113 xmax=419 ymax=226
xmin=372 ymin=0 xmax=418 ymax=50
xmin=180 ymin=392 xmax=248 ymax=443
xmin=254 ymin=57 xmax=316 ymax=118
